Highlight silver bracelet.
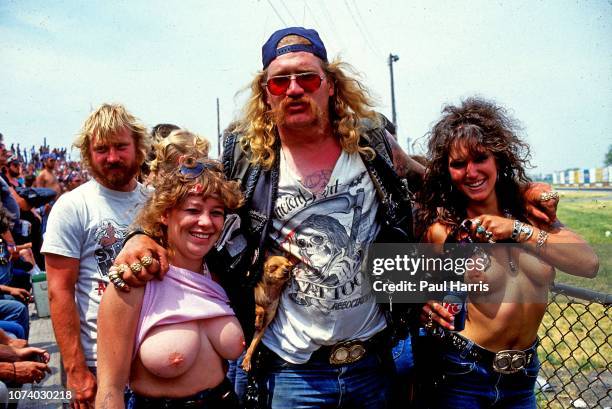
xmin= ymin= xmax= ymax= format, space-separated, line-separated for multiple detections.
xmin=511 ymin=220 xmax=522 ymax=242
xmin=536 ymin=230 xmax=549 ymax=250
xmin=519 ymin=223 xmax=534 ymax=242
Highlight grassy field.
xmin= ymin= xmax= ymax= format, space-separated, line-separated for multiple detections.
xmin=552 ymin=190 xmax=611 ymax=293
xmin=536 ymin=190 xmax=611 ymax=408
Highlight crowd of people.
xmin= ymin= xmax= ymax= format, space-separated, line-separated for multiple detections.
xmin=0 ymin=137 xmax=88 ymax=403
xmin=0 ymin=26 xmax=599 ymax=409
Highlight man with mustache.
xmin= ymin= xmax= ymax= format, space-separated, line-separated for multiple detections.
xmin=116 ymin=27 xmax=422 ymax=408
xmin=114 ymin=27 xmax=558 ymax=408
xmin=42 ymin=103 xmax=149 ymax=409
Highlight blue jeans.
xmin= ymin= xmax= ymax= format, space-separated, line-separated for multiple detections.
xmin=391 ymin=334 xmax=415 ymax=407
xmin=227 ymin=351 xmax=248 ymax=404
xmin=392 ymin=334 xmax=414 ymax=376
xmin=431 ymin=341 xmax=539 ymax=409
xmin=0 ymin=298 xmax=29 ymax=339
xmin=0 ymin=264 xmax=11 ymax=286
xmin=261 ymin=347 xmax=395 ymax=409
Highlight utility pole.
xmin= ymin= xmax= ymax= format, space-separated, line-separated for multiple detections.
xmin=216 ymin=98 xmax=221 ymax=158
xmin=388 ymin=53 xmax=399 ymax=130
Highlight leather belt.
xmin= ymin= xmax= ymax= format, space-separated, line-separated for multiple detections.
xmin=436 ymin=330 xmax=537 ymax=374
xmin=309 ymin=328 xmax=393 ymax=365
xmin=130 ymin=378 xmax=238 ymax=408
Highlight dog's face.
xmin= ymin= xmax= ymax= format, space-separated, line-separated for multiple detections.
xmin=263 ymin=256 xmax=294 ymax=284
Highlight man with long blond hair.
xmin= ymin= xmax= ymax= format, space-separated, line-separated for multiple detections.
xmin=115 ymin=27 xmax=421 ymax=408
xmin=42 ymin=103 xmax=149 ymax=408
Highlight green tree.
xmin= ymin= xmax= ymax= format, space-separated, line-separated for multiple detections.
xmin=606 ymin=145 xmax=612 ymax=166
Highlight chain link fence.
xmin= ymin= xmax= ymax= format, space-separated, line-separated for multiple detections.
xmin=537 ymin=283 xmax=611 ymax=408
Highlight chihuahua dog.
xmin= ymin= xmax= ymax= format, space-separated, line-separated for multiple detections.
xmin=242 ymin=255 xmax=295 ymax=371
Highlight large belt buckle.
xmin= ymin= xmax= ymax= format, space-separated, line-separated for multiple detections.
xmin=329 ymin=340 xmax=367 ymax=365
xmin=492 ymin=350 xmax=527 ymax=374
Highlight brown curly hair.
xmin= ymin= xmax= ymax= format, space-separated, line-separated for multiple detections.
xmin=418 ymin=97 xmax=532 ymax=230
xmin=237 ymin=35 xmax=378 ymax=169
xmin=134 ymin=157 xmax=243 ymax=249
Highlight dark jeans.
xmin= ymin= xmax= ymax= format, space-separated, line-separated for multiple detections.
xmin=391 ymin=334 xmax=415 ymax=408
xmin=259 ymin=346 xmax=395 ymax=409
xmin=125 ymin=378 xmax=239 ymax=409
xmin=0 ymin=297 xmax=29 ymax=339
xmin=430 ymin=340 xmax=539 ymax=409
xmin=227 ymin=351 xmax=248 ymax=405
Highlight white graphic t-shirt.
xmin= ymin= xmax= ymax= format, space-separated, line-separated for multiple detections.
xmin=41 ymin=179 xmax=147 ymax=366
xmin=263 ymin=150 xmax=387 ymax=363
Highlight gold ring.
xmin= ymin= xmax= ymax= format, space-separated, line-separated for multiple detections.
xmin=116 ymin=264 xmax=129 ymax=275
xmin=109 ymin=273 xmax=129 ymax=290
xmin=130 ymin=262 xmax=143 ymax=273
xmin=140 ymin=256 xmax=153 ymax=267
xmin=539 ymin=191 xmax=559 ymax=201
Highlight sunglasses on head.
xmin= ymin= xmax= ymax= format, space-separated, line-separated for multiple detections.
xmin=178 ymin=157 xmax=222 ymax=180
xmin=263 ymin=72 xmax=324 ymax=96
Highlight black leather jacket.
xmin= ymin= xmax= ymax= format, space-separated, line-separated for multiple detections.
xmin=210 ymin=125 xmax=416 ymax=340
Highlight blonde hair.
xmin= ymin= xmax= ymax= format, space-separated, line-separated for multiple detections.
xmin=134 ymin=157 xmax=243 ymax=248
xmin=74 ymin=103 xmax=150 ymax=171
xmin=238 ymin=38 xmax=378 ymax=169
xmin=149 ymin=129 xmax=210 ymax=182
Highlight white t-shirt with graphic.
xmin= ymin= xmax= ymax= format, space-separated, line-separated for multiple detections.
xmin=41 ymin=179 xmax=147 ymax=366
xmin=263 ymin=150 xmax=387 ymax=363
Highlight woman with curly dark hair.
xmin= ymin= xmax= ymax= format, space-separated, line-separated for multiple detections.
xmin=417 ymin=97 xmax=598 ymax=408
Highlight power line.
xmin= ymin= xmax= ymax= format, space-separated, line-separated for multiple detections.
xmin=342 ymin=0 xmax=380 ymax=58
xmin=351 ymin=0 xmax=383 ymax=57
xmin=266 ymin=0 xmax=287 ymax=26
xmin=318 ymin=1 xmax=348 ymax=51
xmin=279 ymin=0 xmax=298 ymax=25
xmin=301 ymin=0 xmax=322 ymax=29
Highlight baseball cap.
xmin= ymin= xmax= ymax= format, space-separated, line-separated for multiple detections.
xmin=262 ymin=27 xmax=327 ymax=69
xmin=41 ymin=153 xmax=57 ymax=161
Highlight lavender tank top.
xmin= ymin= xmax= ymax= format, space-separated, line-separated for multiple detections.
xmin=133 ymin=264 xmax=235 ymax=360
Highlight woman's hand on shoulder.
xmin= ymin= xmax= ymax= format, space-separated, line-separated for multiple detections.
xmin=523 ymin=182 xmax=559 ymax=225
xmin=113 ymin=234 xmax=169 ymax=291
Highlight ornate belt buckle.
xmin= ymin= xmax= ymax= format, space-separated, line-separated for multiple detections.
xmin=492 ymin=350 xmax=527 ymax=374
xmin=329 ymin=341 xmax=367 ymax=365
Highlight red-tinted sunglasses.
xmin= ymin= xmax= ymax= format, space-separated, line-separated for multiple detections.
xmin=263 ymin=72 xmax=324 ymax=96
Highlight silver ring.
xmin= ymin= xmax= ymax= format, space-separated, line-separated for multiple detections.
xmin=539 ymin=191 xmax=559 ymax=201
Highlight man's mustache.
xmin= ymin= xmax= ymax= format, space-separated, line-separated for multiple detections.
xmin=103 ymin=162 xmax=126 ymax=170
xmin=270 ymin=97 xmax=321 ymax=126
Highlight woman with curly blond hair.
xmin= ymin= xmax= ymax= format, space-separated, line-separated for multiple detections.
xmin=96 ymin=133 xmax=245 ymax=408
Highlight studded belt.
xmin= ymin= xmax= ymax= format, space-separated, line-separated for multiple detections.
xmin=437 ymin=330 xmax=538 ymax=374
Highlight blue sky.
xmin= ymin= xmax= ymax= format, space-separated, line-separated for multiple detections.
xmin=1 ymin=0 xmax=610 ymax=174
